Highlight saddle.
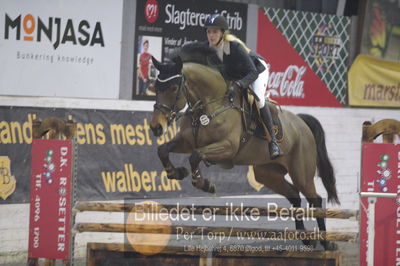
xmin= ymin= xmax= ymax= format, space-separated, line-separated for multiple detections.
xmin=239 ymin=89 xmax=283 ymax=143
xmin=197 ymin=52 xmax=283 ymax=143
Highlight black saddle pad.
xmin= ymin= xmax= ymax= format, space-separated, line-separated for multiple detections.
xmin=242 ymin=95 xmax=283 ymax=143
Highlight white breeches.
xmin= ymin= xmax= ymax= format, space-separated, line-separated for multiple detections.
xmin=250 ymin=59 xmax=269 ymax=108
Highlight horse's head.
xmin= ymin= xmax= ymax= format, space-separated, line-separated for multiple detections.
xmin=150 ymin=56 xmax=186 ymax=137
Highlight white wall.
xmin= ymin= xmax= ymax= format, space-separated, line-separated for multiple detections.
xmin=0 ymin=96 xmax=399 ymax=264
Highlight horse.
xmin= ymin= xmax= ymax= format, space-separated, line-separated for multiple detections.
xmin=149 ymin=43 xmax=339 ymax=250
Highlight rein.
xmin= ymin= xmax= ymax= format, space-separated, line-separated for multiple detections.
xmin=188 ymin=96 xmax=238 ymax=125
xmin=154 ymin=70 xmax=241 ymax=149
xmin=187 ymin=91 xmax=240 ymax=148
xmin=153 ymin=74 xmax=185 ymax=126
xmin=154 ymin=72 xmax=238 ymax=127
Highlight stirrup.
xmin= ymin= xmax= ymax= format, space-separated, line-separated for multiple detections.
xmin=269 ymin=141 xmax=282 ymax=160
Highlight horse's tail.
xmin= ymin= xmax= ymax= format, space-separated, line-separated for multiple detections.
xmin=297 ymin=113 xmax=340 ymax=205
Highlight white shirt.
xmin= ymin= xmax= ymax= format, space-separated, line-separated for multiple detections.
xmin=210 ymin=40 xmax=230 ymax=62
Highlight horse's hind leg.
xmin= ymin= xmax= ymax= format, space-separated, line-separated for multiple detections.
xmin=158 ymin=132 xmax=191 ymax=180
xmin=289 ymin=165 xmax=335 ymax=250
xmin=253 ymin=165 xmax=311 ymax=245
xmin=189 ymin=140 xmax=234 ymax=193
xmin=302 ymin=187 xmax=337 ymax=250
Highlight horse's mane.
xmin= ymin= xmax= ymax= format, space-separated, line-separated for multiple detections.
xmin=172 ymin=42 xmax=223 ymax=69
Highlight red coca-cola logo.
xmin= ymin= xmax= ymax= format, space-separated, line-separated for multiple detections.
xmin=268 ymin=65 xmax=306 ymax=98
xmin=144 ymin=0 xmax=159 ymax=23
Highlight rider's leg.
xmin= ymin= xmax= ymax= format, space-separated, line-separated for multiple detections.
xmin=260 ymin=104 xmax=282 ymax=159
xmin=251 ymin=60 xmax=282 ymax=160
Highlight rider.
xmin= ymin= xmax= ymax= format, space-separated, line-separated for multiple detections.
xmin=204 ymin=13 xmax=282 ymax=160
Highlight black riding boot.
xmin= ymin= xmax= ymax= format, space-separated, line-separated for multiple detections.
xmin=260 ymin=105 xmax=283 ymax=160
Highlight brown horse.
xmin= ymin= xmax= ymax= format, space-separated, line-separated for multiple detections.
xmin=149 ymin=44 xmax=339 ymax=250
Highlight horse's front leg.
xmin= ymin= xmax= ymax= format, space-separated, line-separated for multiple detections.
xmin=189 ymin=140 xmax=235 ymax=193
xmin=158 ymin=133 xmax=191 ymax=180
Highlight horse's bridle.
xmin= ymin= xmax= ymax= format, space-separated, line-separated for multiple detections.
xmin=153 ymin=74 xmax=186 ymax=126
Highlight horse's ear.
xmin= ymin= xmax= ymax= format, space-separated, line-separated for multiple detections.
xmin=173 ymin=56 xmax=183 ymax=72
xmin=152 ymin=56 xmax=161 ymax=70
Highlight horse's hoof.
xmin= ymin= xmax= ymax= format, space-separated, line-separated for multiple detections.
xmin=176 ymin=167 xmax=189 ymax=180
xmin=202 ymin=179 xmax=216 ymax=194
xmin=166 ymin=172 xmax=175 ymax=179
xmin=302 ymin=239 xmax=317 ymax=249
xmin=192 ymin=178 xmax=215 ymax=193
xmin=167 ymin=167 xmax=188 ymax=180
xmin=208 ymin=183 xmax=216 ymax=194
xmin=192 ymin=178 xmax=202 ymax=189
xmin=322 ymin=241 xmax=337 ymax=251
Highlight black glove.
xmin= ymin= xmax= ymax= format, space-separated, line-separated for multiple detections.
xmin=226 ymin=81 xmax=241 ymax=102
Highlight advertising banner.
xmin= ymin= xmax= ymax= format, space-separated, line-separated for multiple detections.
xmin=133 ymin=0 xmax=248 ymax=99
xmin=0 ymin=106 xmax=267 ymax=204
xmin=360 ymin=0 xmax=400 ymax=62
xmin=359 ymin=143 xmax=400 ymax=266
xmin=257 ymin=8 xmax=350 ymax=107
xmin=348 ymin=55 xmax=400 ymax=107
xmin=0 ymin=0 xmax=123 ymax=99
xmin=28 ymin=139 xmax=74 ymax=259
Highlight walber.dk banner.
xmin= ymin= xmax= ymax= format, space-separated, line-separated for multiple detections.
xmin=257 ymin=8 xmax=350 ymax=107
xmin=348 ymin=55 xmax=400 ymax=108
xmin=0 ymin=106 xmax=269 ymax=204
xmin=0 ymin=0 xmax=123 ymax=99
xmin=133 ymin=0 xmax=248 ymax=98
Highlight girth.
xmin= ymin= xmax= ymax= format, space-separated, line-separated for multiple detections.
xmin=187 ymin=97 xmax=241 ymax=148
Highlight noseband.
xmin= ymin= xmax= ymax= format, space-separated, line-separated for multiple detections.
xmin=153 ymin=74 xmax=185 ymax=125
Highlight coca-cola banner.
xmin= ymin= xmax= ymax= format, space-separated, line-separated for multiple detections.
xmin=257 ymin=8 xmax=350 ymax=107
xmin=132 ymin=0 xmax=248 ymax=99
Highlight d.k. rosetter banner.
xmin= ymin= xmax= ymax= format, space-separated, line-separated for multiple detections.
xmin=28 ymin=139 xmax=74 ymax=259
xmin=360 ymin=143 xmax=400 ymax=266
xmin=257 ymin=8 xmax=350 ymax=107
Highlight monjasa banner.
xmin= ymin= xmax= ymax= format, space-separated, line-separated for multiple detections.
xmin=133 ymin=0 xmax=248 ymax=98
xmin=0 ymin=106 xmax=267 ymax=204
xmin=0 ymin=0 xmax=123 ymax=99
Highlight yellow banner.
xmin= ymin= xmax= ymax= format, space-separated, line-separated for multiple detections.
xmin=348 ymin=55 xmax=400 ymax=107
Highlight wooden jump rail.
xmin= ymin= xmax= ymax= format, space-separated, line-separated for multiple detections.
xmin=30 ymin=118 xmax=398 ymax=265
xmin=75 ymin=223 xmax=358 ymax=243
xmin=74 ymin=201 xmax=359 ymax=220
xmin=86 ymin=242 xmax=344 ymax=265
xmin=73 ymin=201 xmax=358 ymax=243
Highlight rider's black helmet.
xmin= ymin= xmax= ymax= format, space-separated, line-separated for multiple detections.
xmin=205 ymin=14 xmax=229 ymax=31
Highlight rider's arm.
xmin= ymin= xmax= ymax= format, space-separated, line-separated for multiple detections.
xmin=229 ymin=41 xmax=259 ymax=89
